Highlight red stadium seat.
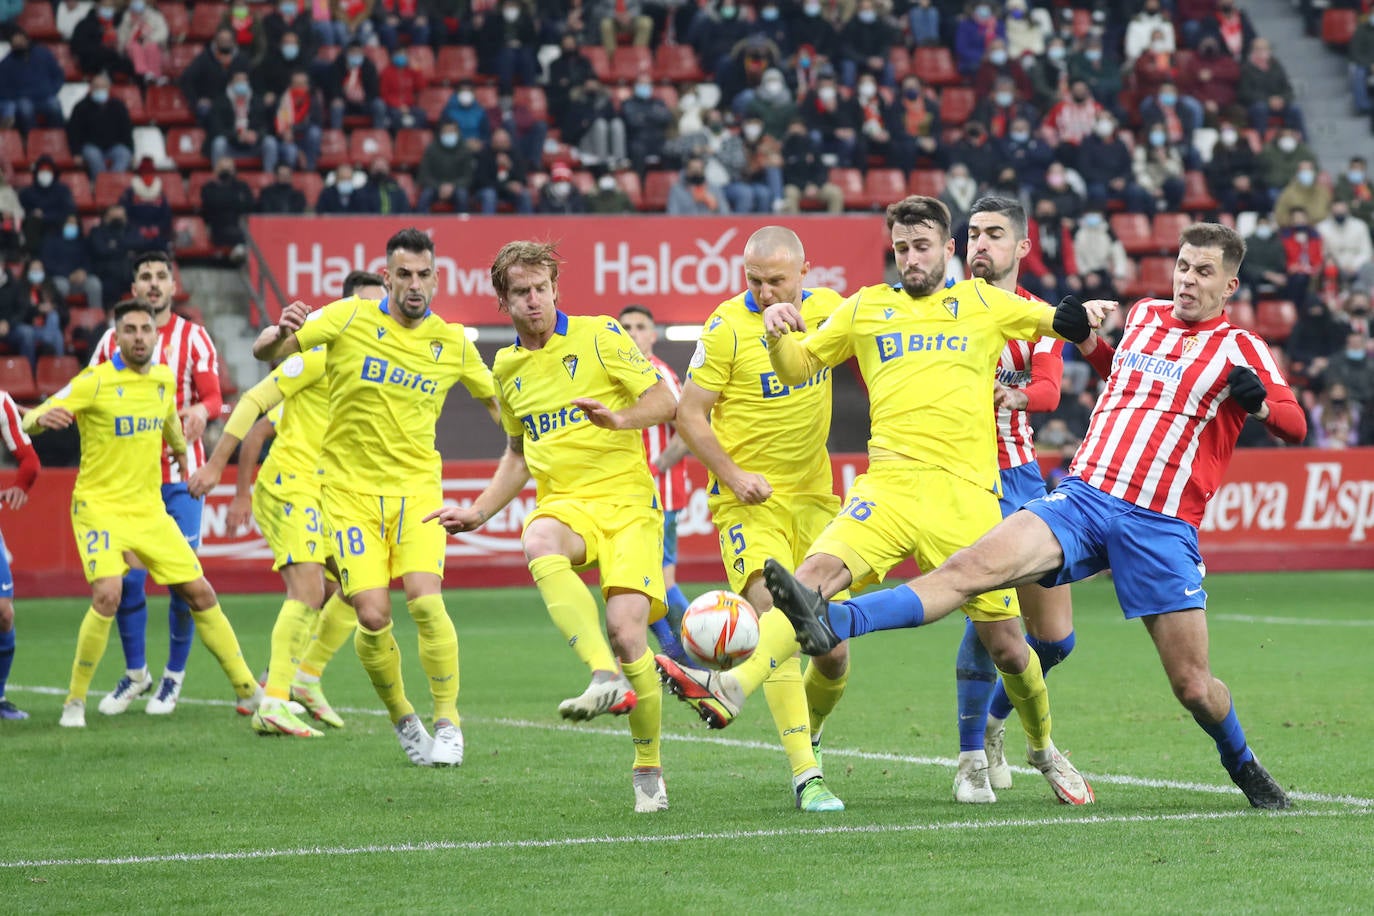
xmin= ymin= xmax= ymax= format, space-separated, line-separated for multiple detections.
xmin=473 ymin=85 xmax=499 ymax=111
xmin=1255 ymin=300 xmax=1298 ymax=343
xmin=406 ymin=46 xmax=435 ymax=85
xmin=651 ymin=84 xmax=679 ymax=110
xmin=435 ymin=46 xmax=478 ymax=86
xmin=581 ymin=46 xmax=612 ymax=83
xmin=912 ymin=47 xmax=959 ymax=87
xmin=94 ymin=172 xmax=135 ymax=210
xmin=888 ymin=47 xmax=910 ymax=82
xmin=394 ymin=129 xmax=432 ymax=169
xmin=173 ymin=216 xmax=219 ymax=259
xmin=1225 ymin=300 xmax=1257 ymax=331
xmin=616 ymin=170 xmax=643 ymax=210
xmin=65 ymin=307 xmax=109 ymax=352
xmin=110 ymin=84 xmax=149 ymax=125
xmin=1111 ymin=213 xmax=1154 ymax=256
xmin=292 ymin=171 xmax=324 ymax=209
xmin=167 ymin=127 xmax=209 ymax=170
xmin=166 ymin=44 xmax=201 ymax=80
xmin=66 ymin=172 xmax=97 ymax=214
xmin=36 ymin=356 xmax=82 ymax=398
xmin=0 ymin=130 xmax=25 ymax=171
xmin=147 ymin=85 xmax=197 ymax=126
xmin=0 ymin=357 xmax=38 ymax=404
xmin=18 ymin=3 xmax=60 ymax=40
xmin=49 ymin=42 xmax=80 ymax=81
xmin=158 ymin=2 xmax=189 ymax=43
xmin=864 ymin=168 xmax=906 ymax=210
xmin=393 ymin=173 xmax=417 ymax=208
xmin=418 ymin=86 xmax=452 ymax=124
xmin=570 ymin=169 xmax=595 ymax=195
xmin=316 ymin=129 xmax=348 ymax=171
xmin=162 ymin=174 xmax=191 ymax=212
xmin=1121 ymin=256 xmax=1174 ymax=301
xmin=349 ymin=128 xmax=394 ymax=164
xmin=364 ymin=45 xmax=390 ymax=74
xmin=188 ymin=2 xmax=228 ymax=42
xmin=828 ymin=167 xmax=866 ymax=210
xmin=188 ymin=169 xmax=216 ymax=205
xmin=612 ymin=47 xmax=653 ymax=83
xmin=1322 ymin=9 xmax=1358 ymax=49
xmin=653 ymin=44 xmax=704 ymax=83
xmin=514 ymin=86 xmax=548 ymax=121
xmin=939 ymin=86 xmax=976 ymax=126
xmin=1180 ymin=170 xmax=1219 ymax=212
xmin=906 ymin=168 xmax=945 ymax=198
xmin=642 ymin=170 xmax=676 ymax=212
xmin=1151 ymin=212 xmax=1191 ymax=253
xmin=26 ymin=129 xmax=75 ymax=171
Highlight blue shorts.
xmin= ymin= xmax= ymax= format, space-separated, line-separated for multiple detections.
xmin=998 ymin=462 xmax=1048 ymax=518
xmin=162 ymin=482 xmax=205 ymax=548
xmin=1021 ymin=476 xmax=1208 ymax=618
xmin=662 ymin=510 xmax=679 ymax=567
xmin=0 ymin=527 xmax=13 ymax=599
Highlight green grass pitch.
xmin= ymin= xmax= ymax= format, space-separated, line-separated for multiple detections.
xmin=2 ymin=572 xmax=1372 ymax=914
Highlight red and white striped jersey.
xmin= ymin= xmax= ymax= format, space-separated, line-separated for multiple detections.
xmin=1070 ymin=298 xmax=1301 ymax=525
xmin=91 ymin=315 xmax=223 ymax=483
xmin=644 ymin=354 xmax=689 ymax=512
xmin=996 ymin=285 xmax=1064 ymax=469
xmin=1 ymin=391 xmax=40 ymax=493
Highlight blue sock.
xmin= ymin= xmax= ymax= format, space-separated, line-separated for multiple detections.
xmin=1194 ymin=701 xmax=1254 ymax=776
xmin=828 ymin=585 xmax=925 ymax=640
xmin=664 ymin=584 xmax=689 ymax=629
xmin=648 ymin=618 xmax=686 ymax=659
xmin=165 ymin=591 xmax=196 ymax=675
xmin=988 ymin=630 xmax=1076 ymax=721
xmin=0 ymin=628 xmax=15 ymax=696
xmin=115 ymin=568 xmax=149 ymax=672
xmin=955 ymin=618 xmax=997 ymax=752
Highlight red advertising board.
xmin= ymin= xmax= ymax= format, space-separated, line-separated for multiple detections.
xmin=246 ymin=215 xmax=890 ymax=325
xmin=4 ymin=450 xmax=1373 ymax=598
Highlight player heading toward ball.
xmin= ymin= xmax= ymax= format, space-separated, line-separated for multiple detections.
xmin=765 ymin=222 xmax=1305 ymax=809
xmin=426 ymin=240 xmax=678 ymax=813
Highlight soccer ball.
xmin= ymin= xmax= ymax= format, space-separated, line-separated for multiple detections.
xmin=679 ymin=590 xmax=760 ymax=670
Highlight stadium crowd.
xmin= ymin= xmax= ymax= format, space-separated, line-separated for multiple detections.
xmin=2 ymin=0 xmax=1374 ymax=449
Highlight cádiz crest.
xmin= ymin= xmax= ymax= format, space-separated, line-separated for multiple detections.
xmin=563 ymin=354 xmax=579 ymax=379
xmin=943 ymin=296 xmax=959 ymax=318
xmin=431 ymin=341 xmax=444 ymax=361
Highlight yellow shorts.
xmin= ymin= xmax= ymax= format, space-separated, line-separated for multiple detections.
xmin=808 ymin=460 xmax=1019 ymax=622
xmin=709 ymin=492 xmax=841 ymax=596
xmin=322 ymin=485 xmax=446 ymax=595
xmin=71 ymin=498 xmax=202 ymax=586
xmin=525 ymin=498 xmax=667 ymax=622
xmin=253 ymin=480 xmax=334 ymax=572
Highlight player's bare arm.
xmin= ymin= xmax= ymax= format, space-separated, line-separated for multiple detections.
xmin=254 ymin=300 xmax=309 ymax=361
xmin=1043 ymin=296 xmax=1117 ymax=343
xmin=424 ymin=435 xmax=530 ymax=534
xmin=653 ymin=434 xmax=691 ymax=474
xmin=0 ymin=486 xmax=27 ymax=510
xmin=227 ymin=416 xmax=273 ymax=531
xmin=994 ymin=382 xmax=1029 ymax=411
xmin=34 ymin=407 xmax=75 ymax=430
xmin=676 ymin=380 xmax=772 ymax=505
xmin=572 ymin=378 xmax=676 ymax=431
xmin=762 ymin=302 xmax=806 ymax=342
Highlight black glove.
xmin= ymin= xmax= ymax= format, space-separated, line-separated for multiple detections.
xmin=1052 ymin=295 xmax=1091 ymax=344
xmin=1227 ymin=366 xmax=1267 ymax=414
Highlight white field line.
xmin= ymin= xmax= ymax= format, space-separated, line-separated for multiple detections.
xmin=3 ymin=808 xmax=1366 ymax=871
xmin=10 ymin=683 xmax=1373 ymax=810
xmin=1211 ymin=614 xmax=1374 ymax=627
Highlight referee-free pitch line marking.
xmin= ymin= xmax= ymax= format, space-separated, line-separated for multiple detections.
xmin=1211 ymin=613 xmax=1374 ymax=627
xmin=13 ymin=684 xmax=1373 ymax=809
xmin=3 ymin=808 xmax=1366 ymax=870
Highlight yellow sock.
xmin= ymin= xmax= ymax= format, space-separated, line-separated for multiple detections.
xmin=529 ymin=554 xmax=617 ymax=673
xmin=761 ymin=654 xmax=818 ymax=782
xmin=408 ymin=594 xmax=459 ymax=724
xmin=354 ymin=621 xmax=414 ymax=723
xmin=68 ymin=608 xmax=114 ymax=703
xmin=301 ymin=591 xmax=356 ymax=679
xmin=622 ymin=649 xmax=662 ymax=770
xmin=1000 ymin=650 xmax=1051 ymax=752
xmin=802 ymin=659 xmax=849 ymax=737
xmin=266 ymin=599 xmax=317 ymax=700
xmin=191 ymin=603 xmax=258 ymax=699
xmin=730 ymin=610 xmax=800 ymax=697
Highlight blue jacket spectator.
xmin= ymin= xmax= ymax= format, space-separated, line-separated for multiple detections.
xmin=39 ymin=216 xmax=104 ymax=311
xmin=954 ymin=4 xmax=1005 ymax=76
xmin=18 ymin=157 xmax=77 ymax=243
xmin=0 ymin=30 xmax=66 ymax=131
xmin=441 ymin=83 xmax=492 ymax=146
xmin=838 ymin=0 xmax=898 ymax=88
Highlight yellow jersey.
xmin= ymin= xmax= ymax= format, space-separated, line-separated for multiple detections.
xmin=23 ymin=353 xmax=184 ymax=507
xmin=294 ymin=296 xmax=495 ymax=496
xmin=772 ymin=279 xmax=1055 ymax=492
xmin=260 ymin=345 xmax=330 ymax=487
xmin=494 ymin=311 xmax=660 ymax=505
xmin=687 ymin=288 xmax=843 ymax=497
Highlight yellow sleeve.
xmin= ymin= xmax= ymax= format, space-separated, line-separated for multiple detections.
xmin=597 ymin=318 xmax=659 ymax=401
xmin=271 ymin=346 xmax=327 ymax=399
xmin=161 ymin=373 xmax=188 ymax=454
xmin=456 ymin=333 xmax=496 ymax=401
xmin=294 ymin=300 xmax=357 ymax=352
xmin=768 ymin=292 xmax=857 ymax=384
xmin=492 ymin=353 xmax=523 ymax=438
xmin=684 ymin=309 xmax=735 ymax=393
xmin=978 ymin=282 xmax=1059 ymax=342
xmin=21 ymin=368 xmax=99 ymax=434
xmin=223 ymin=374 xmax=286 ymax=440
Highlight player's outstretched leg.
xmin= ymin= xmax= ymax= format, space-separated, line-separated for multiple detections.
xmin=654 ymin=653 xmax=742 ymax=729
xmin=763 ymin=560 xmax=843 ymax=655
xmin=292 ymin=590 xmax=354 ymax=728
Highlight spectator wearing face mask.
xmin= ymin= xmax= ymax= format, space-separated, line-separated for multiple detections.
xmin=14 ymin=260 xmax=67 ymax=364
xmin=996 ymin=115 xmax=1054 ymax=190
xmin=71 ymin=1 xmax=138 ymax=82
xmin=751 ymin=1 xmax=792 ymax=55
xmin=479 ymin=0 xmax=539 ymax=93
xmin=954 ymin=3 xmax=1005 ymax=77
xmin=87 ymin=205 xmax=133 ymax=301
xmin=1334 ymin=156 xmax=1374 ymax=228
xmin=374 ymin=0 xmax=433 ymax=52
xmin=686 ymin=2 xmax=752 ymax=83
xmin=971 ymin=76 xmax=1038 ymax=141
xmin=938 ymin=163 xmax=978 ymax=229
xmin=1318 ymin=202 xmax=1374 ymax=288
xmin=1321 ymin=332 xmax=1374 ymax=408
xmin=118 ymin=0 xmax=169 ymax=85
xmin=802 ymin=70 xmax=862 ymax=168
xmin=793 ymin=0 xmax=841 ymax=62
xmin=1275 ymin=161 xmax=1332 ymax=227
xmin=209 ymin=70 xmax=288 ymax=172
xmin=381 ymin=48 xmax=428 ymax=129
xmin=894 ymin=75 xmax=942 ymax=163
xmin=316 ymin=162 xmax=375 ymax=214
xmin=536 ymin=162 xmax=588 ymax=215
xmin=118 ymin=158 xmax=174 ymax=253
xmin=1132 ymin=124 xmax=1186 ymax=213
xmin=1139 ymin=82 xmax=1203 ymax=165
xmin=1130 ymin=27 xmax=1180 ymax=105
xmin=326 ymin=40 xmax=387 ymax=129
xmin=1068 ymin=36 xmax=1122 ymax=113
xmin=257 ymin=163 xmax=308 ymax=214
xmin=1067 ymin=211 xmax=1129 ymax=304
xmin=780 ymin=116 xmax=843 ymax=214
xmin=1178 ymin=38 xmax=1240 ymax=124
xmin=852 ymin=75 xmax=916 ymax=172
xmin=1028 ymin=37 xmax=1072 ymax=113
xmin=1238 ymin=38 xmax=1305 ymax=135
xmin=441 ymin=82 xmax=492 ymax=146
xmin=743 ymin=69 xmax=798 ymax=139
xmin=1003 ymin=0 xmax=1047 ymax=59
xmin=417 ymin=122 xmax=475 ymax=213
xmin=68 ymin=74 xmax=135 ymax=180
xmin=562 ymin=78 xmax=626 ymax=166
xmin=253 ymin=33 xmax=305 ymax=109
xmin=973 ymin=39 xmax=1034 ymax=102
xmin=1280 ymin=207 xmax=1326 ymax=306
xmin=473 ymin=128 xmax=533 ymax=214
xmin=18 ymin=157 xmax=76 ymax=251
xmin=1259 ymin=128 xmax=1317 ymax=200
xmin=1192 ymin=0 xmax=1257 ymax=60
xmin=907 ymin=0 xmax=940 ymax=48
xmin=1309 ymin=384 xmax=1360 ymax=448
xmin=667 ymin=156 xmax=729 ymax=214
xmin=837 ymin=0 xmax=896 ymax=88
xmin=181 ymin=27 xmax=252 ymax=126
xmin=201 ymin=157 xmax=255 ymax=253
xmin=548 ymin=31 xmax=596 ymax=115
xmin=946 ymin=122 xmax=1000 ymax=187
xmin=261 ymin=1 xmax=319 ymax=64
xmin=1239 ymin=217 xmax=1287 ymax=298
xmin=57 ymin=0 xmax=95 ymax=41
xmin=586 ymin=172 xmax=636 ymax=214
xmin=0 ymin=30 xmax=66 ymax=131
xmin=1205 ymin=121 xmax=1264 ymax=213
xmin=39 ymin=217 xmax=103 ymax=312
xmin=621 ymin=75 xmax=674 ymax=171
xmin=1124 ymin=0 xmax=1174 ymax=68
xmin=1288 ymin=298 xmax=1354 ymax=387
xmin=720 ymin=35 xmax=780 ymax=107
